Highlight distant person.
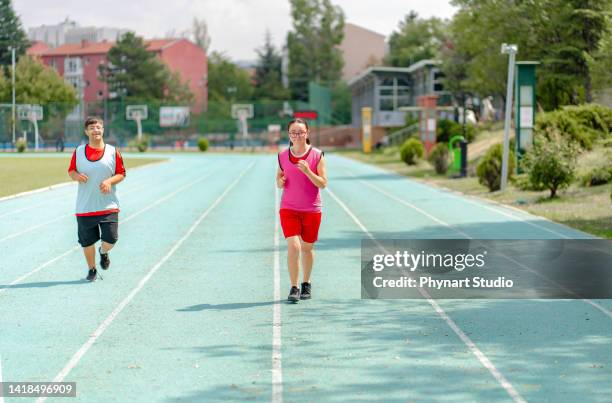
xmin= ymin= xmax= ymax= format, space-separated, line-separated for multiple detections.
xmin=56 ymin=133 xmax=65 ymax=152
xmin=276 ymin=118 xmax=327 ymax=302
xmin=68 ymin=117 xmax=126 ymax=281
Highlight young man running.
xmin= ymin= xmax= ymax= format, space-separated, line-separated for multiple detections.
xmin=68 ymin=117 xmax=126 ymax=281
xmin=276 ymin=118 xmax=327 ymax=302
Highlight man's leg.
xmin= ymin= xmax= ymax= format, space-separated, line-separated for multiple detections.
xmin=83 ymin=245 xmax=96 ymax=268
xmin=100 ymin=241 xmax=115 ymax=254
xmin=99 ymin=213 xmax=119 ymax=270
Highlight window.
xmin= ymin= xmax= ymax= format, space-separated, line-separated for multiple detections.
xmin=379 ymin=98 xmax=394 ymax=111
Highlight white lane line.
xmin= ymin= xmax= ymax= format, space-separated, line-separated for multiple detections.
xmin=0 ymin=214 xmax=72 ymax=243
xmin=0 ymin=354 xmax=4 ymax=403
xmin=325 ymin=187 xmax=527 ymax=403
xmin=272 ymin=185 xmax=283 ymax=403
xmin=0 ymin=164 xmax=224 ymax=295
xmin=0 ymin=162 xmax=198 ymax=241
xmin=37 ymin=162 xmax=255 ymax=403
xmin=353 ymin=175 xmax=612 ymax=319
xmin=334 ymin=154 xmax=582 ymax=239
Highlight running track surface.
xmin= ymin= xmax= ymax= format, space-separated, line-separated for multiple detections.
xmin=0 ymin=153 xmax=610 ymax=403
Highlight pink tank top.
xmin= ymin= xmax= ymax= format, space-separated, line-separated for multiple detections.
xmin=278 ymin=146 xmax=323 ymax=212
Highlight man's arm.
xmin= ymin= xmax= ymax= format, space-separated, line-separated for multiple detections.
xmin=68 ymin=151 xmax=88 ymax=183
xmin=100 ymin=174 xmax=125 ymax=194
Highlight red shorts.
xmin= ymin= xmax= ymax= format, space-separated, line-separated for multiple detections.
xmin=279 ymin=209 xmax=322 ymax=243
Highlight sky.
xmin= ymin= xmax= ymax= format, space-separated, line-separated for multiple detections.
xmin=14 ymin=0 xmax=457 ymax=61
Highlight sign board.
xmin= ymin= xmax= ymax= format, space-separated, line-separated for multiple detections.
xmin=160 ymin=106 xmax=190 ymax=127
xmin=294 ymin=110 xmax=318 ymax=120
xmin=361 ymin=107 xmax=372 ymax=154
xmin=427 ymin=118 xmax=436 ymax=132
xmin=519 ymin=106 xmax=533 ymax=128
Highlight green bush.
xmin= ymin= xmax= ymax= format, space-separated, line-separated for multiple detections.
xmin=580 ymin=167 xmax=612 ymax=187
xmin=437 ymin=119 xmax=476 ymax=143
xmin=563 ymin=104 xmax=611 ymax=134
xmin=512 ymin=173 xmax=547 ymax=191
xmin=535 ymin=110 xmax=591 ymax=149
xmin=476 ymin=143 xmax=515 ymax=192
xmin=400 ymin=138 xmax=424 ymax=165
xmin=522 ymin=132 xmax=580 ymax=198
xmin=16 ymin=138 xmax=26 ymax=153
xmin=128 ymin=135 xmax=150 ymax=153
xmin=428 ymin=142 xmax=449 ymax=174
xmin=535 ymin=104 xmax=612 ymax=150
xmin=197 ymin=137 xmax=209 ymax=152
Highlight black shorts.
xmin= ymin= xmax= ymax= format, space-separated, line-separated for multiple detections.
xmin=76 ymin=212 xmax=119 ymax=247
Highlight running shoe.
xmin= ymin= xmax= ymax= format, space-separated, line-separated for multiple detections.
xmin=288 ymin=286 xmax=300 ymax=302
xmin=99 ymin=248 xmax=110 ymax=270
xmin=300 ymin=282 xmax=311 ymax=299
xmin=86 ymin=268 xmax=97 ymax=282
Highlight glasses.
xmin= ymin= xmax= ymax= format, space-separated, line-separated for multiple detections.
xmin=288 ymin=131 xmax=307 ymax=137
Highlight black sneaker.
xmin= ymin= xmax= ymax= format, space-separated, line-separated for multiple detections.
xmin=86 ymin=268 xmax=97 ymax=282
xmin=99 ymin=248 xmax=110 ymax=270
xmin=288 ymin=286 xmax=300 ymax=302
xmin=300 ymin=282 xmax=312 ymax=299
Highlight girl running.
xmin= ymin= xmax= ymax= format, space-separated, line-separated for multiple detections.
xmin=276 ymin=118 xmax=327 ymax=302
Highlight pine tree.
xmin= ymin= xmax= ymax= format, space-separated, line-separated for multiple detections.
xmin=254 ymin=31 xmax=288 ymax=100
xmin=99 ymin=32 xmax=192 ymax=103
xmin=0 ymin=0 xmax=30 ymax=66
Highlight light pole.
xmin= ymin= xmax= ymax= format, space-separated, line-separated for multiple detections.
xmin=10 ymin=46 xmax=16 ymax=144
xmin=500 ymin=43 xmax=517 ymax=191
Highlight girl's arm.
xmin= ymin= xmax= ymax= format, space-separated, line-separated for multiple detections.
xmin=297 ymin=157 xmax=327 ymax=189
xmin=276 ymin=168 xmax=286 ymax=188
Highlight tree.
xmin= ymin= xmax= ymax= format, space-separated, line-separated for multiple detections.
xmin=0 ymin=0 xmax=29 ymax=67
xmin=99 ymin=32 xmax=193 ymax=103
xmin=444 ymin=0 xmax=611 ymax=111
xmin=385 ymin=11 xmax=447 ymax=67
xmin=590 ymin=30 xmax=612 ymax=95
xmin=207 ymin=51 xmax=253 ymax=103
xmin=253 ymin=31 xmax=288 ymax=100
xmin=0 ymin=56 xmax=77 ymax=107
xmin=191 ymin=17 xmax=211 ymax=53
xmin=443 ymin=1 xmax=540 ymax=104
xmin=523 ymin=131 xmax=580 ymax=198
xmin=286 ymin=0 xmax=345 ymax=101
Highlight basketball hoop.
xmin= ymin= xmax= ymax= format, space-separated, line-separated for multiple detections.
xmin=231 ymin=104 xmax=254 ymax=140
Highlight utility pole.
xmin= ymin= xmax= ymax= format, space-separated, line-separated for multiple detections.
xmin=11 ymin=47 xmax=16 ymax=144
xmin=500 ymin=43 xmax=517 ymax=191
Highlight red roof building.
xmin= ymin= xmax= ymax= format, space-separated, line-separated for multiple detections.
xmin=35 ymin=38 xmax=207 ymax=112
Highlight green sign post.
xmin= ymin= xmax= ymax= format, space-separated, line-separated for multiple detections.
xmin=515 ymin=61 xmax=540 ymax=170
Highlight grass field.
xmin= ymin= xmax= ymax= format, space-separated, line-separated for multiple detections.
xmin=0 ymin=153 xmax=164 ymax=198
xmin=338 ymin=139 xmax=612 ymax=239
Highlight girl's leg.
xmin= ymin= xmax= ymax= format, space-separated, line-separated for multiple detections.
xmin=286 ymin=236 xmax=301 ymax=287
xmin=300 ymin=240 xmax=314 ymax=283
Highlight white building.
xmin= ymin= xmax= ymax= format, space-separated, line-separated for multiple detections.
xmin=28 ymin=18 xmax=77 ymax=48
xmin=28 ymin=19 xmax=127 ymax=48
